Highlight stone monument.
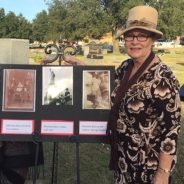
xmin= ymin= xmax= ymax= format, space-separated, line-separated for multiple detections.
xmin=87 ymin=42 xmax=103 ymax=59
xmin=0 ymin=39 xmax=29 ymax=64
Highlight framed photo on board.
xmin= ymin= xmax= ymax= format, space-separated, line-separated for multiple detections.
xmin=2 ymin=69 xmax=36 ymax=112
xmin=83 ymin=70 xmax=110 ymax=109
xmin=42 ymin=66 xmax=73 ymax=106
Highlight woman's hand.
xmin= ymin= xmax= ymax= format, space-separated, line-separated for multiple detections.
xmin=153 ymin=169 xmax=170 ymax=184
xmin=154 ymin=152 xmax=173 ymax=184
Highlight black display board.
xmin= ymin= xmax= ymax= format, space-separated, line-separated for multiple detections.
xmin=0 ymin=64 xmax=115 ymax=143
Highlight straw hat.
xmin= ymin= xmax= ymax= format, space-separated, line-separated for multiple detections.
xmin=122 ymin=5 xmax=163 ymax=38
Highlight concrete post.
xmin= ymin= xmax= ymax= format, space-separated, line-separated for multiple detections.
xmin=0 ymin=39 xmax=29 ymax=64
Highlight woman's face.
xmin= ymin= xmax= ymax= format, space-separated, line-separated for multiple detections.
xmin=124 ymin=29 xmax=155 ymax=62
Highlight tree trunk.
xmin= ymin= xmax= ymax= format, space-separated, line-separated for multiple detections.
xmin=112 ymin=27 xmax=124 ymax=54
xmin=112 ymin=34 xmax=120 ymax=54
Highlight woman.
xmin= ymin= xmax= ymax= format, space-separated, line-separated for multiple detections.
xmin=107 ymin=5 xmax=181 ymax=184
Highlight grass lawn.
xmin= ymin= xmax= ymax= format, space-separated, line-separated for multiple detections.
xmin=32 ymin=46 xmax=184 ymax=184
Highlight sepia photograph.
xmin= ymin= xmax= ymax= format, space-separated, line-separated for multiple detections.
xmin=42 ymin=66 xmax=73 ymax=106
xmin=2 ymin=69 xmax=36 ymax=112
xmin=83 ymin=70 xmax=110 ymax=109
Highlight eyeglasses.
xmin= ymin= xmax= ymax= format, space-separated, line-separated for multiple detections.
xmin=124 ymin=34 xmax=151 ymax=42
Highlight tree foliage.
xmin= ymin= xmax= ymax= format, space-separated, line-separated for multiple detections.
xmin=1 ymin=0 xmax=184 ymax=50
xmin=0 ymin=8 xmax=31 ymax=39
xmin=158 ymin=0 xmax=184 ymax=39
xmin=45 ymin=0 xmax=111 ymax=41
xmin=46 ymin=0 xmax=68 ymax=41
xmin=43 ymin=0 xmax=184 ymax=43
xmin=45 ymin=0 xmax=145 ymax=53
xmin=100 ymin=0 xmax=144 ymax=53
xmin=142 ymin=0 xmax=184 ymax=39
xmin=31 ymin=10 xmax=49 ymax=42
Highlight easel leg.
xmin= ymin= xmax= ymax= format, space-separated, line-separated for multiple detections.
xmin=76 ymin=142 xmax=80 ymax=184
xmin=33 ymin=142 xmax=40 ymax=184
xmin=51 ymin=142 xmax=59 ymax=184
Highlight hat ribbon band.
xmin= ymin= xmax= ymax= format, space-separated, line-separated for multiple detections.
xmin=126 ymin=20 xmax=157 ymax=29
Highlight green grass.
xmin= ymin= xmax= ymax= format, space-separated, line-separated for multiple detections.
xmin=31 ymin=47 xmax=184 ymax=184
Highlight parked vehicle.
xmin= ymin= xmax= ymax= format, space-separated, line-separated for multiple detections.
xmin=154 ymin=39 xmax=174 ymax=48
xmin=101 ymin=42 xmax=113 ymax=53
xmin=180 ymin=37 xmax=184 ymax=45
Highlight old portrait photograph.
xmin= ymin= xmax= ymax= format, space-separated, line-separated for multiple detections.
xmin=83 ymin=70 xmax=110 ymax=109
xmin=42 ymin=66 xmax=73 ymax=106
xmin=2 ymin=69 xmax=36 ymax=112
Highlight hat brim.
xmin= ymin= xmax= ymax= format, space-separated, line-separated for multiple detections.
xmin=122 ymin=26 xmax=163 ymax=39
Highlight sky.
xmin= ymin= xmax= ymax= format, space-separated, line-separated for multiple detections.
xmin=0 ymin=0 xmax=48 ymax=22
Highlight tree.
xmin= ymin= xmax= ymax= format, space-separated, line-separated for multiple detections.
xmin=158 ymin=0 xmax=184 ymax=39
xmin=2 ymin=11 xmax=19 ymax=38
xmin=32 ymin=10 xmax=49 ymax=42
xmin=64 ymin=0 xmax=110 ymax=40
xmin=144 ymin=0 xmax=184 ymax=39
xmin=101 ymin=0 xmax=144 ymax=53
xmin=17 ymin=14 xmax=32 ymax=39
xmin=0 ymin=9 xmax=32 ymax=39
xmin=45 ymin=0 xmax=109 ymax=42
xmin=0 ymin=8 xmax=6 ymax=37
xmin=1 ymin=0 xmax=184 ymax=48
xmin=46 ymin=0 xmax=68 ymax=41
xmin=46 ymin=0 xmax=144 ymax=53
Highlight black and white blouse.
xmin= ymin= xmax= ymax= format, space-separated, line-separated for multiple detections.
xmin=112 ymin=59 xmax=181 ymax=184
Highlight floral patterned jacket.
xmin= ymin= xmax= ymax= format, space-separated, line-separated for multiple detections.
xmin=111 ymin=59 xmax=181 ymax=183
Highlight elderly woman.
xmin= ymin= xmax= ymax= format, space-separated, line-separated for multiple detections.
xmin=107 ymin=5 xmax=181 ymax=184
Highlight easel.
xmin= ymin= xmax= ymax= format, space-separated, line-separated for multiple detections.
xmin=0 ymin=64 xmax=114 ymax=184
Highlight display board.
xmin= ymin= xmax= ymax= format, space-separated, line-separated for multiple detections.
xmin=0 ymin=64 xmax=115 ymax=143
